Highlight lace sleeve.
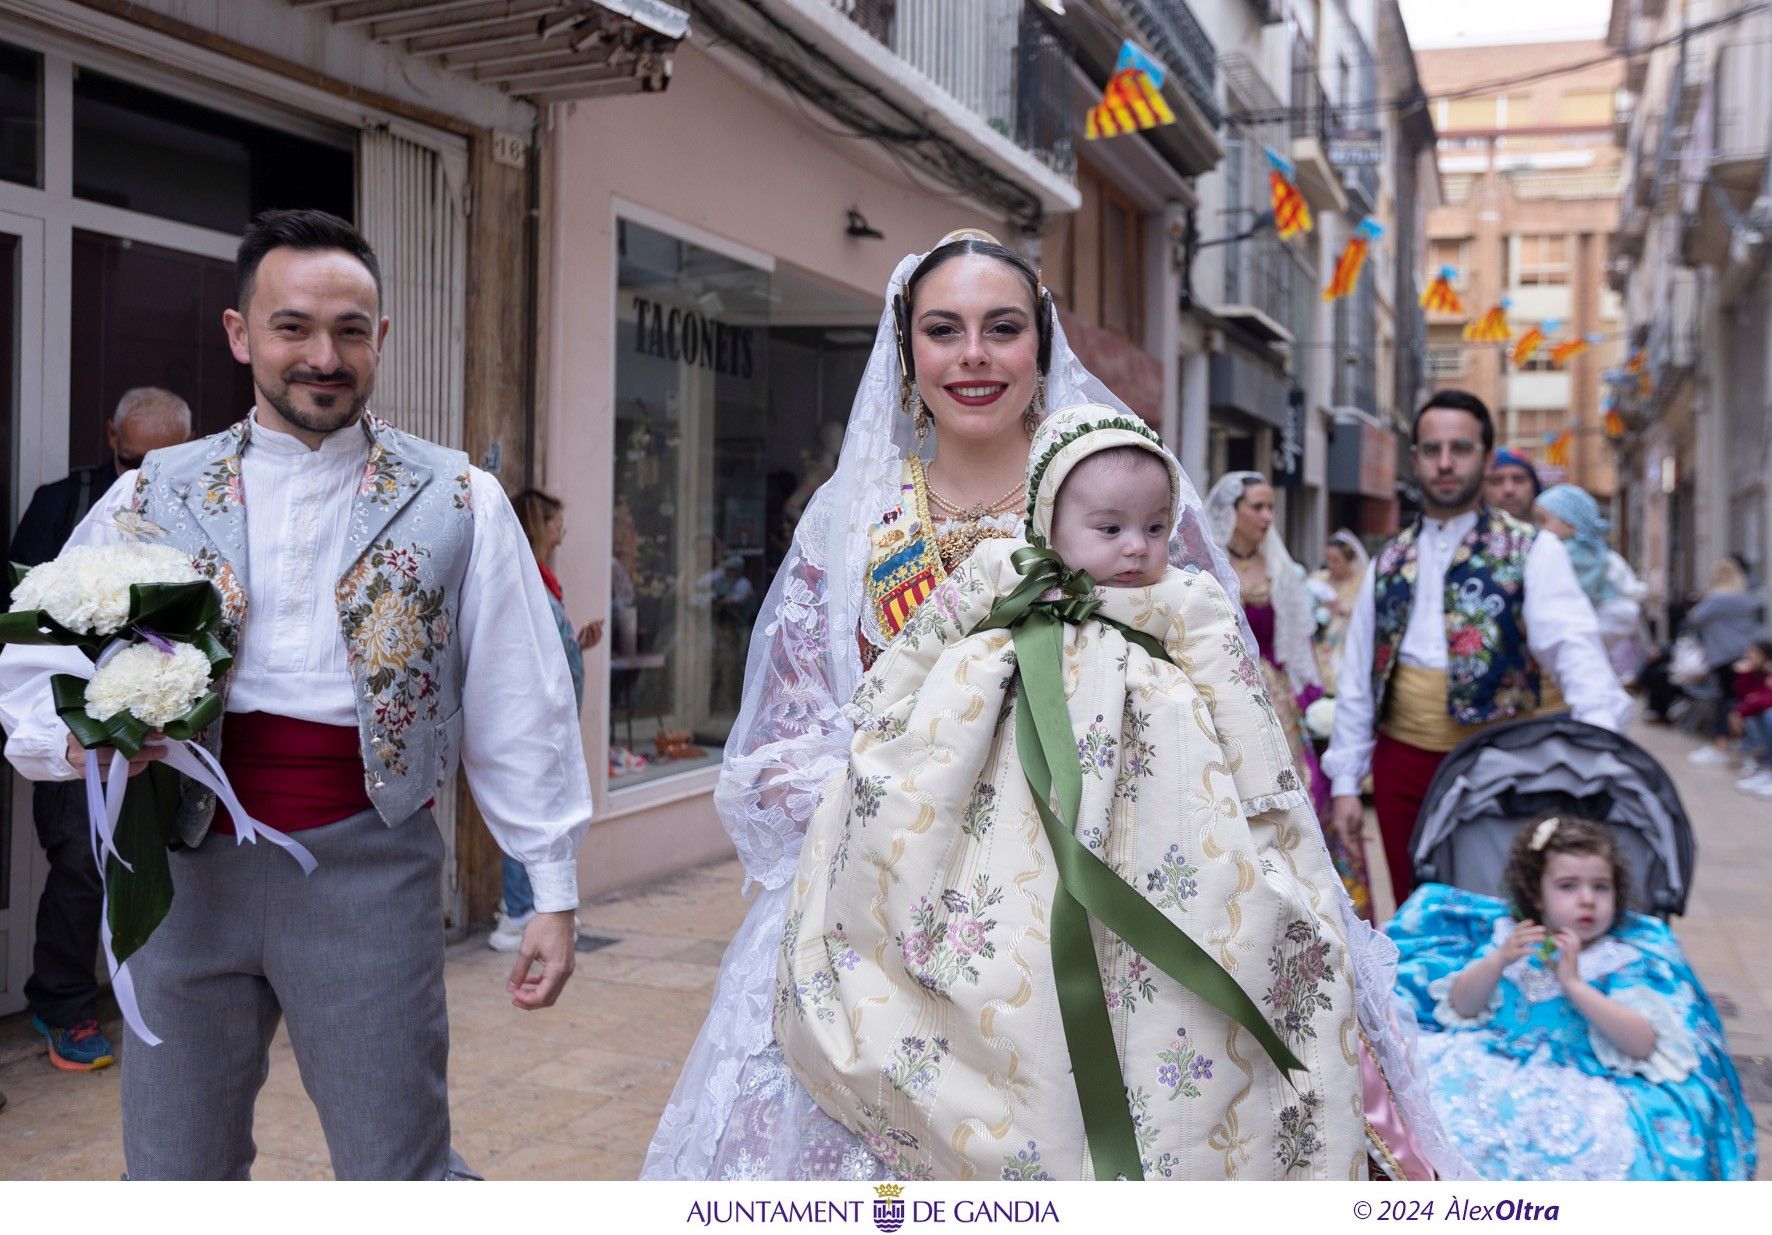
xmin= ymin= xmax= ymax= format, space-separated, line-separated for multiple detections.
xmin=714 ymin=547 xmax=856 ymax=892
xmin=1587 ymin=985 xmax=1698 ymax=1082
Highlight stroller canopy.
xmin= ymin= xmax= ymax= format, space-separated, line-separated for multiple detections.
xmin=1409 ymin=716 xmax=1695 ymax=916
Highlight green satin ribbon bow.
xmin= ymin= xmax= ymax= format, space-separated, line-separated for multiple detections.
xmin=973 ymin=546 xmax=1306 ymax=1182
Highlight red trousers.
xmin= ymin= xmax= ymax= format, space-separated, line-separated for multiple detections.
xmin=1370 ymin=733 xmax=1449 ymax=906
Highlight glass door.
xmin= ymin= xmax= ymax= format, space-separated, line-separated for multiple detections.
xmin=0 ymin=208 xmax=44 ymax=1016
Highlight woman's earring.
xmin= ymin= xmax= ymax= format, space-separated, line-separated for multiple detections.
xmin=904 ymin=381 xmax=931 ymax=442
xmin=1023 ymin=379 xmax=1045 ymax=437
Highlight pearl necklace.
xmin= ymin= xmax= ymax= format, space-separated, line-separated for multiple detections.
xmin=925 ymin=476 xmax=1026 ymax=521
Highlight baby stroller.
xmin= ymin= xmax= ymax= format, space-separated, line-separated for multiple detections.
xmin=1407 ymin=715 xmax=1695 ymax=918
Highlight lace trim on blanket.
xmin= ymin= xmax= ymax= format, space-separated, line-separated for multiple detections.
xmin=1241 ymin=788 xmax=1311 ymax=816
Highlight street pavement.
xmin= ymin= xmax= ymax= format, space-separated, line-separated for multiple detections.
xmin=0 ymin=717 xmax=1764 ymax=1179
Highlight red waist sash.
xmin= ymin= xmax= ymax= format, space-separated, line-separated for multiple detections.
xmin=213 ymin=711 xmax=372 ymax=836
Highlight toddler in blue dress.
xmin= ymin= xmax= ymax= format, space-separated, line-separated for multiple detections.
xmin=1386 ymin=815 xmax=1756 ymax=1179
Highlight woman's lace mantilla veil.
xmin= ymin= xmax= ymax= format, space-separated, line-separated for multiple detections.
xmin=641 ymin=245 xmax=1469 ymax=1181
xmin=1206 ymin=470 xmax=1323 ymax=698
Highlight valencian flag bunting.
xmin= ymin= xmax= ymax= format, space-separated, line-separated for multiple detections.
xmin=1550 ymin=332 xmax=1602 ymax=367
xmin=1419 ymin=265 xmax=1465 ymax=316
xmin=1545 ymin=428 xmax=1574 ymax=468
xmin=1323 ymin=216 xmax=1384 ymax=301
xmin=1464 ymin=299 xmax=1512 ymax=343
xmin=1510 ymin=319 xmax=1556 ymax=368
xmin=1266 ymin=148 xmax=1312 ymax=239
xmin=1603 ymin=398 xmax=1627 ymax=439
xmin=1625 ymin=349 xmax=1652 ymax=398
xmin=1085 ymin=41 xmax=1175 ymax=140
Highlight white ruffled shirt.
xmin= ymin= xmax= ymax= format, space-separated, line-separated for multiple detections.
xmin=1322 ymin=510 xmax=1633 ymax=797
xmin=0 ymin=413 xmax=591 ymax=911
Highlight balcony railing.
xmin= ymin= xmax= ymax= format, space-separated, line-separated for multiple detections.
xmin=1117 ymin=0 xmax=1220 ymax=129
xmin=829 ymin=0 xmax=1075 ymax=175
xmin=1426 ymin=345 xmax=1467 ymax=379
xmin=1647 ymin=267 xmax=1699 ymax=387
xmin=1290 ymin=62 xmax=1334 ymax=148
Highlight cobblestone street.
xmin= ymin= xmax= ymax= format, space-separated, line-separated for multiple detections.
xmin=0 ymin=718 xmax=1763 ymax=1179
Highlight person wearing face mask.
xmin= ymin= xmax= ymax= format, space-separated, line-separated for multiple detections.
xmin=1323 ymin=391 xmax=1630 ymax=910
xmin=2 ymin=386 xmax=191 ymax=1076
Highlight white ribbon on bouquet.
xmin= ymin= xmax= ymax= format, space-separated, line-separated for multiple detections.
xmin=75 ymin=641 xmax=318 ymax=1046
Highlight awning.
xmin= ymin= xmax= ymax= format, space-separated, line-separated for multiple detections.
xmin=290 ymin=0 xmax=689 ymax=103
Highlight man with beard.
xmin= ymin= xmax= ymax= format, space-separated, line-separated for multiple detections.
xmin=0 ymin=210 xmax=591 ymax=1178
xmin=1483 ymin=447 xmax=1542 ymax=522
xmin=1323 ymin=391 xmax=1628 ymax=905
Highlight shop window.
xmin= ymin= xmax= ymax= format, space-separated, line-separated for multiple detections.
xmin=72 ymin=69 xmax=352 ymax=234
xmin=68 ymin=230 xmax=254 ymax=471
xmin=609 ymin=218 xmax=874 ymax=788
xmin=0 ymin=41 xmax=41 ymax=188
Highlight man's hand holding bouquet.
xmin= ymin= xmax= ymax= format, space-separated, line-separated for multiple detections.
xmin=1 ymin=541 xmax=315 ymax=1042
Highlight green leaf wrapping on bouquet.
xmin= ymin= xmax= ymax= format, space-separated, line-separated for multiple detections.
xmin=51 ymin=674 xmax=113 ymax=750
xmin=0 ymin=605 xmax=102 ymax=650
xmin=160 ymin=691 xmax=223 ymax=743
xmin=107 ymin=761 xmax=182 ymax=964
xmin=127 ymin=580 xmax=223 ymax=640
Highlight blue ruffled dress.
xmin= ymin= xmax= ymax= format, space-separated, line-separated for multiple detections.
xmin=1386 ymin=884 xmax=1756 ymax=1180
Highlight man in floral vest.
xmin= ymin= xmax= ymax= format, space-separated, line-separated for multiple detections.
xmin=0 ymin=210 xmax=592 ymax=1178
xmin=1323 ymin=391 xmax=1629 ymax=907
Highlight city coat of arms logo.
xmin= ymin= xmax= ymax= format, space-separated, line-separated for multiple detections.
xmin=872 ymin=1183 xmax=906 ymax=1233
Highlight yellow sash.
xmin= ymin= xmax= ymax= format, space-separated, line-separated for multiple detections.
xmin=1380 ymin=664 xmax=1514 ymax=753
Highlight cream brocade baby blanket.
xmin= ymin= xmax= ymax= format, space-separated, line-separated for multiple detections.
xmin=774 ymin=538 xmax=1364 ymax=1181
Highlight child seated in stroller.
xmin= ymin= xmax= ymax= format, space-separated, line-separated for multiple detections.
xmin=1385 ymin=815 xmax=1756 ymax=1180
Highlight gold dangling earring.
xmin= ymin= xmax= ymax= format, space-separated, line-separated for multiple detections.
xmin=905 ymin=381 xmax=931 ymax=443
xmin=1023 ymin=378 xmax=1045 ymax=437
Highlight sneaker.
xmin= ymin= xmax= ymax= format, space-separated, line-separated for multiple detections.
xmin=1687 ymin=746 xmax=1731 ymax=767
xmin=1735 ymin=769 xmax=1772 ymax=791
xmin=1739 ymin=771 xmax=1772 ymax=798
xmin=31 ymin=1015 xmax=114 ymax=1071
xmin=487 ymin=907 xmax=535 ymax=953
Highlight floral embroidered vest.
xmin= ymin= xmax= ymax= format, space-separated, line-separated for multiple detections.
xmin=125 ymin=414 xmax=474 ymax=847
xmin=1371 ymin=507 xmax=1542 ymax=728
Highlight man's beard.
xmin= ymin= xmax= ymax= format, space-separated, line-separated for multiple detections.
xmin=261 ymin=365 xmax=371 ymax=436
xmin=1425 ymin=470 xmax=1485 ymax=513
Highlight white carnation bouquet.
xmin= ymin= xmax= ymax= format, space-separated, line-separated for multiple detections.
xmin=1 ymin=541 xmax=233 ymax=970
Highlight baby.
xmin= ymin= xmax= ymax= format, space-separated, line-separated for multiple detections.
xmin=1045 ymin=445 xmax=1174 ymax=590
xmin=775 ymin=403 xmax=1366 ymax=1181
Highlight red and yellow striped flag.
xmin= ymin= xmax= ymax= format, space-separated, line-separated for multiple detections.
xmin=1266 ymin=148 xmax=1312 ymax=239
xmin=1625 ymin=349 xmax=1651 ymax=398
xmin=1084 ymin=68 xmax=1175 ymax=140
xmin=1603 ymin=407 xmax=1626 ymax=439
xmin=1323 ymin=217 xmax=1384 ymax=301
xmin=1420 ymin=266 xmax=1465 ymax=316
xmin=1510 ymin=320 xmax=1553 ymax=368
xmin=1545 ymin=429 xmax=1573 ymax=468
xmin=1549 ymin=333 xmax=1599 ymax=367
xmin=1464 ymin=303 xmax=1512 ymax=343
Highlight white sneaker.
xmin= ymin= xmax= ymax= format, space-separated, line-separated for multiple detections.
xmin=487 ymin=907 xmax=535 ymax=952
xmin=1735 ymin=769 xmax=1772 ymax=791
xmin=1739 ymin=771 xmax=1772 ymax=798
xmin=1687 ymin=746 xmax=1731 ymax=767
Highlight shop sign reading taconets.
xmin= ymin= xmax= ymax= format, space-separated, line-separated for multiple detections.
xmin=631 ymin=295 xmax=758 ymax=378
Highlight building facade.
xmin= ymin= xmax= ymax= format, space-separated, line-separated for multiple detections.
xmin=1417 ymin=37 xmax=1624 ymax=497
xmin=1607 ymin=0 xmax=1772 ymax=628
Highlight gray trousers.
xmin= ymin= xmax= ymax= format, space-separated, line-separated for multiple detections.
xmin=120 ymin=807 xmax=453 ymax=1180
